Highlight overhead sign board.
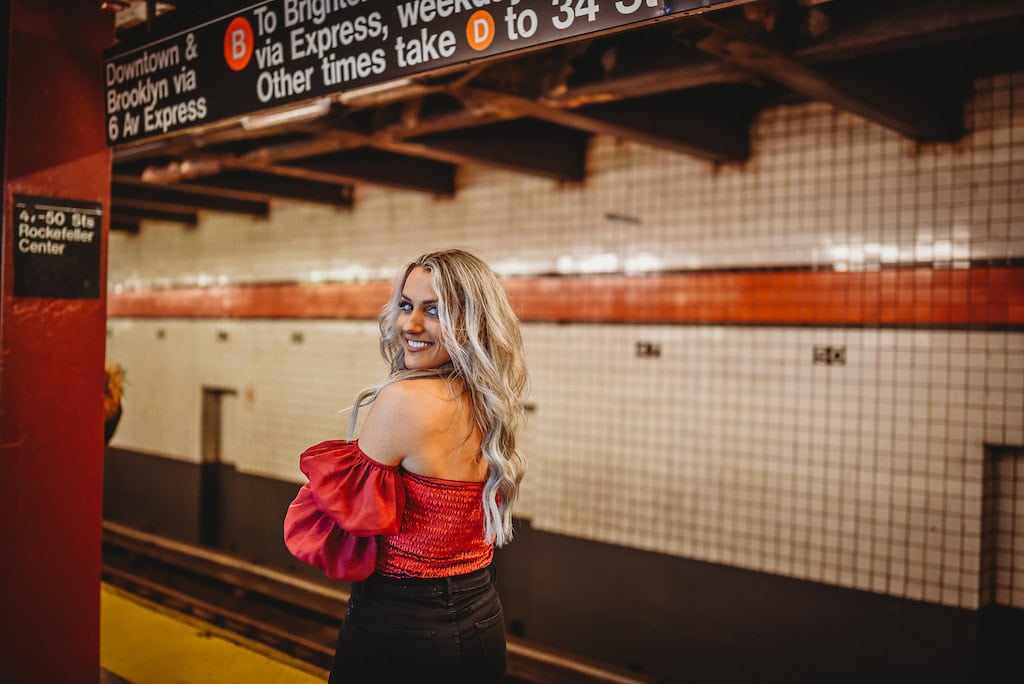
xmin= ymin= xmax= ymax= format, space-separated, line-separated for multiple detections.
xmin=104 ymin=0 xmax=742 ymax=146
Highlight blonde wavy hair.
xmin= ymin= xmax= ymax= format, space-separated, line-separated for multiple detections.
xmin=348 ymin=250 xmax=528 ymax=546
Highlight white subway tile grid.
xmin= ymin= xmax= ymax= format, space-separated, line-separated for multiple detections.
xmin=108 ymin=319 xmax=384 ymax=479
xmin=106 ymin=319 xmax=201 ymax=461
xmin=107 ymin=72 xmax=1024 ymax=609
xmin=514 ymin=324 xmax=1020 ymax=608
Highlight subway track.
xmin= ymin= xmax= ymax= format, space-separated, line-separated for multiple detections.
xmin=102 ymin=522 xmax=654 ymax=684
xmin=102 ymin=525 xmax=340 ymax=671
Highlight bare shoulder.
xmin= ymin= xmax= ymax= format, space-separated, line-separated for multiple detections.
xmin=378 ymin=378 xmax=455 ymax=415
xmin=357 ymin=379 xmax=456 ymax=465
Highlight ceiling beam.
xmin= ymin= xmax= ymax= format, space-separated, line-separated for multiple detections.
xmin=184 ymin=170 xmax=354 ymax=207
xmin=399 ymin=120 xmax=588 ymax=182
xmin=112 ymin=176 xmax=270 ymax=216
xmin=461 ymin=86 xmax=752 ymax=163
xmin=581 ymin=87 xmax=756 ymax=163
xmin=111 ymin=199 xmax=198 ymax=225
xmin=541 ymin=56 xmax=754 ymax=107
xmin=795 ymin=0 xmax=1024 ymax=63
xmin=229 ymin=134 xmax=363 ymax=166
xmin=281 ymin=148 xmax=457 ymax=196
xmin=129 ymin=136 xmax=360 ymax=185
xmin=317 ymin=100 xmax=585 ymax=181
xmin=386 ymin=102 xmax=507 ymax=138
xmin=695 ymin=20 xmax=965 ymax=142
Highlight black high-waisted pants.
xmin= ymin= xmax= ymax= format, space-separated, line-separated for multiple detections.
xmin=329 ymin=566 xmax=506 ymax=684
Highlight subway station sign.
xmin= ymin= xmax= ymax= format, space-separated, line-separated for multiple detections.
xmin=104 ymin=0 xmax=743 ymax=145
xmin=13 ymin=195 xmax=102 ymax=299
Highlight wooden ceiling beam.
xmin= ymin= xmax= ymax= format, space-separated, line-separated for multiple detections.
xmin=281 ymin=148 xmax=456 ymax=196
xmin=184 ymin=170 xmax=354 ymax=207
xmin=459 ymin=86 xmax=751 ymax=163
xmin=312 ymin=100 xmax=587 ymax=181
xmin=364 ymin=97 xmax=508 ymax=138
xmin=795 ymin=0 xmax=1024 ymax=64
xmin=111 ymin=199 xmax=198 ymax=225
xmin=230 ymin=134 xmax=363 ymax=166
xmin=112 ymin=176 xmax=270 ymax=216
xmin=398 ymin=120 xmax=588 ymax=183
xmin=540 ymin=57 xmax=754 ymax=107
xmin=695 ymin=21 xmax=965 ymax=142
xmin=578 ymin=87 xmax=755 ymax=163
xmin=112 ymin=121 xmax=260 ymax=165
xmin=124 ymin=136 xmax=362 ymax=186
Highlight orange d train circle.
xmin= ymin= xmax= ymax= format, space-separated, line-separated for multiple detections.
xmin=466 ymin=10 xmax=495 ymax=51
xmin=224 ymin=16 xmax=254 ymax=71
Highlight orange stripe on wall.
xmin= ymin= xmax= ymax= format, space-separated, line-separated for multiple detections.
xmin=109 ymin=282 xmax=393 ymax=319
xmin=108 ymin=266 xmax=1024 ymax=326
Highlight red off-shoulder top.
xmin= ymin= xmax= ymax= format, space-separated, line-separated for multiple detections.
xmin=283 ymin=440 xmax=494 ymax=580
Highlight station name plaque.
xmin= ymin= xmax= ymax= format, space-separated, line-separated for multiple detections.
xmin=13 ymin=194 xmax=103 ymax=299
xmin=103 ymin=0 xmax=744 ymax=145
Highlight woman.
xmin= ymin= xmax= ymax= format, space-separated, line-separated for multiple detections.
xmin=284 ymin=249 xmax=528 ymax=683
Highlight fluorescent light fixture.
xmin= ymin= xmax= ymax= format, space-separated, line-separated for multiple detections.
xmin=241 ymin=98 xmax=330 ymax=130
xmin=337 ymin=78 xmax=416 ymax=105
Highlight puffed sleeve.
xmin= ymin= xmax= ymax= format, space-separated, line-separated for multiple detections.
xmin=283 ymin=440 xmax=405 ymax=581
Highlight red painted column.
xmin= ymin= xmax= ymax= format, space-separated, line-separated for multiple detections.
xmin=1 ymin=1 xmax=113 ymax=681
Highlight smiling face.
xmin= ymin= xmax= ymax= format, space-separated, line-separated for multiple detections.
xmin=398 ymin=266 xmax=453 ymax=370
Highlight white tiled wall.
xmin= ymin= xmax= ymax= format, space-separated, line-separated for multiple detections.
xmin=108 ymin=318 xmax=384 ymax=472
xmin=108 ymin=71 xmax=1024 ymax=609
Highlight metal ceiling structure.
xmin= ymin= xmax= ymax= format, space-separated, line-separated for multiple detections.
xmin=106 ymin=0 xmax=1024 ymax=230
